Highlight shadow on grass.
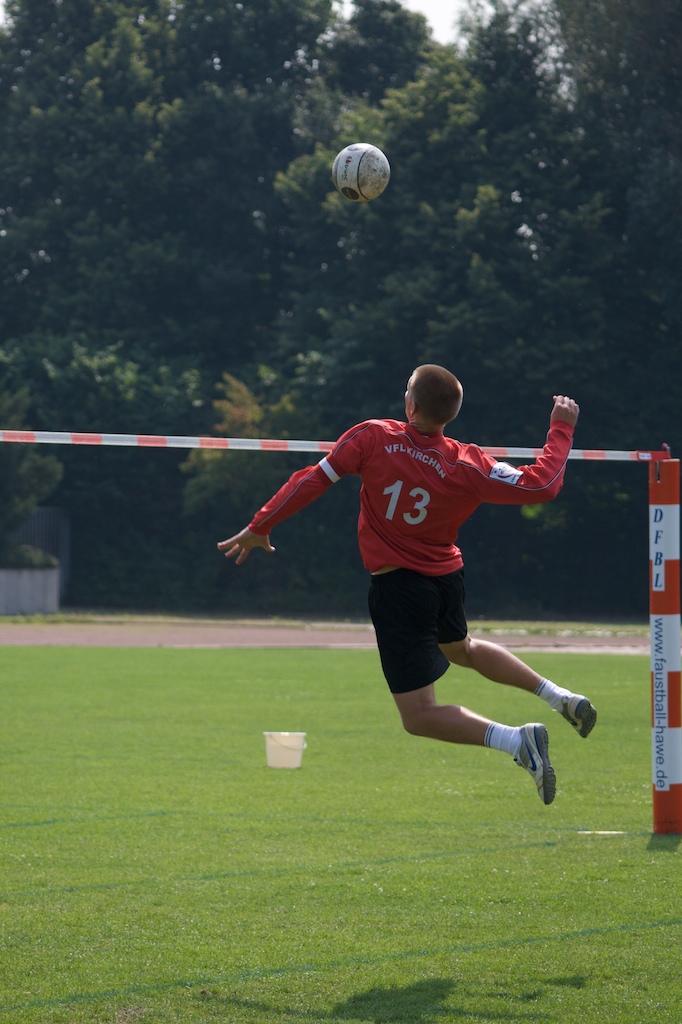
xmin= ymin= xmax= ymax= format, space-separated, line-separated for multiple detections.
xmin=197 ymin=975 xmax=589 ymax=1022
xmin=330 ymin=976 xmax=589 ymax=1021
xmin=330 ymin=978 xmax=455 ymax=1021
xmin=196 ymin=980 xmax=458 ymax=1023
xmin=647 ymin=833 xmax=681 ymax=853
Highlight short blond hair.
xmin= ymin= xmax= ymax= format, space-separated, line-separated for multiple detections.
xmin=407 ymin=364 xmax=463 ymax=425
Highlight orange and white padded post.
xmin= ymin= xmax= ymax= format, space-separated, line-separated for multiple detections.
xmin=649 ymin=458 xmax=682 ymax=834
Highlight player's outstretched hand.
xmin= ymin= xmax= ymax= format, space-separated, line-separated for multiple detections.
xmin=550 ymin=395 xmax=579 ymax=427
xmin=217 ymin=528 xmax=275 ymax=565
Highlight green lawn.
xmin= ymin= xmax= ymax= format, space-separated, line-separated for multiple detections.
xmin=1 ymin=647 xmax=680 ymax=1023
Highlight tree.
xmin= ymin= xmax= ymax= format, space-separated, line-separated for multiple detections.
xmin=323 ymin=0 xmax=433 ymax=103
xmin=551 ymin=0 xmax=682 ymax=443
xmin=263 ymin=3 xmax=678 ymax=617
xmin=0 ymin=0 xmax=332 ymax=378
xmin=182 ymin=373 xmax=366 ymax=613
xmin=0 ymin=0 xmax=338 ymax=608
xmin=0 ymin=367 xmax=63 ymax=561
xmin=0 ymin=331 xmax=210 ymax=606
xmin=1 ymin=0 xmax=677 ymax=616
xmin=271 ymin=18 xmax=612 ymax=441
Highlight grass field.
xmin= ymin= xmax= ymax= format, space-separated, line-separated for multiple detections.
xmin=1 ymin=646 xmax=680 ymax=1023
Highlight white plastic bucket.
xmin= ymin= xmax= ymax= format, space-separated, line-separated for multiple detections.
xmin=263 ymin=731 xmax=307 ymax=769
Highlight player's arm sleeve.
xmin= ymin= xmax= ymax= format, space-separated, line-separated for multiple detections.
xmin=248 ymin=463 xmax=335 ymax=535
xmin=466 ymin=419 xmax=575 ymax=506
xmin=247 ymin=421 xmax=372 ymax=535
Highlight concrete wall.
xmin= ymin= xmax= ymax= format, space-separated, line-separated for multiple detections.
xmin=0 ymin=569 xmax=60 ymax=614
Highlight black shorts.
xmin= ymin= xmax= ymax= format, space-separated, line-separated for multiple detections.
xmin=367 ymin=568 xmax=468 ymax=694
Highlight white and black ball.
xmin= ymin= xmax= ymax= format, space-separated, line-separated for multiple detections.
xmin=331 ymin=143 xmax=391 ymax=203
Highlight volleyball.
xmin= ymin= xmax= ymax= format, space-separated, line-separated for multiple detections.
xmin=331 ymin=143 xmax=391 ymax=203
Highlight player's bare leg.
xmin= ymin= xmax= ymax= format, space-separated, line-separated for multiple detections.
xmin=440 ymin=635 xmax=541 ymax=691
xmin=440 ymin=635 xmax=597 ymax=738
xmin=392 ymin=683 xmax=490 ymax=745
xmin=392 ymin=683 xmax=556 ymax=804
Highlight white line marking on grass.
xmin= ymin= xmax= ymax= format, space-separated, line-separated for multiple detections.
xmin=577 ymin=830 xmax=626 ymax=835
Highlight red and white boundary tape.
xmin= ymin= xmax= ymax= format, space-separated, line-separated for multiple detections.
xmin=0 ymin=429 xmax=673 ymax=462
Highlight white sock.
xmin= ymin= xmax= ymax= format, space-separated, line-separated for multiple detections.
xmin=484 ymin=722 xmax=522 ymax=758
xmin=534 ymin=677 xmax=574 ymax=711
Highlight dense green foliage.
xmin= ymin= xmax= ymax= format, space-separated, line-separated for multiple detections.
xmin=0 ymin=368 xmax=62 ymax=562
xmin=0 ymin=0 xmax=679 ymax=615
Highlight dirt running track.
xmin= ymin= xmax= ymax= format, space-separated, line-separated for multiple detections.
xmin=0 ymin=619 xmax=650 ymax=654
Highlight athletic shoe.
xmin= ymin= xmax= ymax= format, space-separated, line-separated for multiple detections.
xmin=559 ymin=695 xmax=597 ymax=738
xmin=514 ymin=723 xmax=556 ymax=805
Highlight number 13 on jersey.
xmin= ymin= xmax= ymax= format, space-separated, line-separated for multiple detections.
xmin=383 ymin=480 xmax=431 ymax=524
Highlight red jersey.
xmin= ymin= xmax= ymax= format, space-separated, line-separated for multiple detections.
xmin=249 ymin=418 xmax=574 ymax=575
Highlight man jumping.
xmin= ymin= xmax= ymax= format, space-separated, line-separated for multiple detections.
xmin=218 ymin=364 xmax=596 ymax=804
